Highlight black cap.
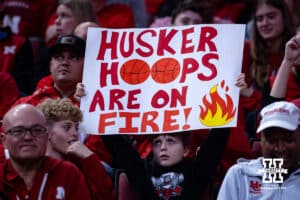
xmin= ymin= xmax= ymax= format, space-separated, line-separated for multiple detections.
xmin=49 ymin=35 xmax=86 ymax=57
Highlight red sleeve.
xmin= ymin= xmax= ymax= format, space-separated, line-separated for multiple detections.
xmin=0 ymin=73 xmax=19 ymax=118
xmin=84 ymin=135 xmax=112 ymax=165
xmin=78 ymin=153 xmax=114 ymax=200
xmin=64 ymin=162 xmax=92 ymax=200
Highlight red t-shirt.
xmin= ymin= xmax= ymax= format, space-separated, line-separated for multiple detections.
xmin=269 ymin=72 xmax=300 ymax=101
xmin=1 ymin=0 xmax=57 ymax=38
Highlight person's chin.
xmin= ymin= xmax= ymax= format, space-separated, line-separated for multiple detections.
xmin=57 ymin=75 xmax=70 ymax=81
xmin=19 ymin=153 xmax=42 ymax=160
xmin=260 ymin=32 xmax=277 ymax=41
xmin=159 ymin=160 xmax=173 ymax=168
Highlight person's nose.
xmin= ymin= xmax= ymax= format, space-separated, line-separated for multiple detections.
xmin=70 ymin=127 xmax=78 ymax=137
xmin=274 ymin=141 xmax=286 ymax=152
xmin=160 ymin=141 xmax=167 ymax=151
xmin=60 ymin=56 xmax=71 ymax=65
xmin=55 ymin=16 xmax=61 ymax=26
xmin=261 ymin=17 xmax=269 ymax=26
xmin=23 ymin=130 xmax=34 ymax=140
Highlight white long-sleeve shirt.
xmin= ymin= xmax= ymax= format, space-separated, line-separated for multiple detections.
xmin=217 ymin=157 xmax=300 ymax=200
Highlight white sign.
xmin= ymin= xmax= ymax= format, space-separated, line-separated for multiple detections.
xmin=80 ymin=24 xmax=245 ymax=134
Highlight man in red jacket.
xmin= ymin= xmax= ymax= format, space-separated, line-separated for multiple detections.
xmin=0 ymin=103 xmax=91 ymax=199
xmin=14 ymin=34 xmax=85 ymax=106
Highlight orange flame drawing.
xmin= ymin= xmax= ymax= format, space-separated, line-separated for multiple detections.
xmin=199 ymin=81 xmax=236 ymax=127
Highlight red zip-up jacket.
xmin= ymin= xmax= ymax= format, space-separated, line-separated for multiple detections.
xmin=0 ymin=156 xmax=91 ymax=200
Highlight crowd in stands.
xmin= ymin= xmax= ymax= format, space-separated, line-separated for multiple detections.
xmin=1 ymin=0 xmax=300 ymax=199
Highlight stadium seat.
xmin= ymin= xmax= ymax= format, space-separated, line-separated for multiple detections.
xmin=114 ymin=169 xmax=136 ymax=200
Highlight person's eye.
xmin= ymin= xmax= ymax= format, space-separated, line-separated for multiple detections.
xmin=181 ymin=18 xmax=190 ymax=25
xmin=70 ymin=56 xmax=79 ymax=62
xmin=283 ymin=135 xmax=295 ymax=143
xmin=266 ymin=138 xmax=276 ymax=144
xmin=54 ymin=55 xmax=63 ymax=61
xmin=267 ymin=13 xmax=276 ymax=20
xmin=62 ymin=125 xmax=71 ymax=131
xmin=153 ymin=140 xmax=161 ymax=148
xmin=60 ymin=13 xmax=69 ymax=19
xmin=31 ymin=127 xmax=45 ymax=134
xmin=11 ymin=128 xmax=25 ymax=136
xmin=167 ymin=139 xmax=175 ymax=145
xmin=75 ymin=124 xmax=80 ymax=131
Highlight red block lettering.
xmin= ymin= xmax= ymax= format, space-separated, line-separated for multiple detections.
xmin=97 ymin=31 xmax=119 ymax=60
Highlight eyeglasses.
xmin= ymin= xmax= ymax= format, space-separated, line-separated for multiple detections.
xmin=5 ymin=125 xmax=48 ymax=138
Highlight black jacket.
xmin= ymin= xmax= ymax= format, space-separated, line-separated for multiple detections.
xmin=102 ymin=128 xmax=230 ymax=200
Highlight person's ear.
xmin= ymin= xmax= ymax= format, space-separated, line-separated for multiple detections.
xmin=183 ymin=145 xmax=191 ymax=158
xmin=49 ymin=60 xmax=55 ymax=72
xmin=1 ymin=132 xmax=7 ymax=148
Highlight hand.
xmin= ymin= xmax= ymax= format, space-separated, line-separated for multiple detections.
xmin=66 ymin=141 xmax=93 ymax=159
xmin=235 ymin=73 xmax=247 ymax=90
xmin=284 ymin=36 xmax=300 ymax=67
xmin=74 ymin=83 xmax=86 ymax=102
xmin=235 ymin=73 xmax=253 ymax=97
xmin=45 ymin=24 xmax=58 ymax=44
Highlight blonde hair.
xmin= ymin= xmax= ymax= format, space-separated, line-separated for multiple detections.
xmin=58 ymin=0 xmax=98 ymax=24
xmin=38 ymin=98 xmax=82 ymax=126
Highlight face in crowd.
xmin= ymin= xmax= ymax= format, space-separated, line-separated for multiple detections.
xmin=173 ymin=10 xmax=203 ymax=26
xmin=50 ymin=48 xmax=84 ymax=86
xmin=261 ymin=127 xmax=300 ymax=172
xmin=48 ymin=119 xmax=79 ymax=156
xmin=1 ymin=104 xmax=48 ymax=163
xmin=152 ymin=134 xmax=190 ymax=167
xmin=255 ymin=2 xmax=284 ymax=41
xmin=55 ymin=4 xmax=78 ymax=37
xmin=38 ymin=99 xmax=83 ymax=158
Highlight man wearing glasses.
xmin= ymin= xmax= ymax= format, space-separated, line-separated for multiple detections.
xmin=0 ymin=103 xmax=91 ymax=199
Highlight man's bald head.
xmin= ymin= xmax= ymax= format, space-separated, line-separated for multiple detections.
xmin=2 ymin=104 xmax=48 ymax=164
xmin=3 ymin=104 xmax=46 ymax=131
